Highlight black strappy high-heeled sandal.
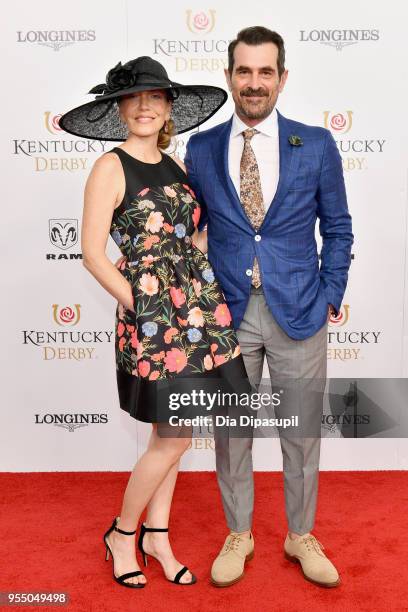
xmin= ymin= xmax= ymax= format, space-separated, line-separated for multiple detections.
xmin=137 ymin=523 xmax=197 ymax=585
xmin=103 ymin=517 xmax=146 ymax=589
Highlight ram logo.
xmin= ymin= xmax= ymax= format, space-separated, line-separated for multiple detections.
xmin=49 ymin=219 xmax=78 ymax=250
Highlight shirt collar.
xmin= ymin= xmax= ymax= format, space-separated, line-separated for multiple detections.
xmin=231 ymin=106 xmax=278 ymax=139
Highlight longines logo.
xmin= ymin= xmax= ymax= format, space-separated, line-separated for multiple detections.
xmin=16 ymin=30 xmax=96 ymax=52
xmin=323 ymin=111 xmax=385 ymax=172
xmin=13 ymin=111 xmax=108 ymax=172
xmin=21 ymin=305 xmax=113 ymax=361
xmin=35 ymin=413 xmax=108 ymax=431
xmin=153 ymin=9 xmax=229 ymax=72
xmin=47 ymin=219 xmax=83 ymax=261
xmin=300 ymin=29 xmax=379 ymax=51
xmin=327 ymin=305 xmax=381 ymax=361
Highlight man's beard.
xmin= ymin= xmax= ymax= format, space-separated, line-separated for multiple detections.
xmin=236 ymin=87 xmax=276 ymax=120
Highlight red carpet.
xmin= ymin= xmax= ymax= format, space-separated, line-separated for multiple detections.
xmin=1 ymin=471 xmax=408 ymax=611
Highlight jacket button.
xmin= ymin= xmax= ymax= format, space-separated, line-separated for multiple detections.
xmin=246 ymin=269 xmax=253 ymax=276
xmin=254 ymin=234 xmax=261 ymax=241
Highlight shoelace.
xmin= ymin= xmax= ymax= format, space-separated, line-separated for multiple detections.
xmin=224 ymin=534 xmax=243 ymax=553
xmin=301 ymin=535 xmax=325 ymax=556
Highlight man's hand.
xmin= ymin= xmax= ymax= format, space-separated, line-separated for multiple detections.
xmin=327 ymin=304 xmax=336 ymax=321
xmin=192 ymin=226 xmax=208 ymax=254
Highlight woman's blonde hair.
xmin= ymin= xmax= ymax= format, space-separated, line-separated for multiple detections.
xmin=158 ymin=118 xmax=176 ymax=150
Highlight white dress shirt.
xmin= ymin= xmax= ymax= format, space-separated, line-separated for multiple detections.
xmin=228 ymin=107 xmax=280 ymax=212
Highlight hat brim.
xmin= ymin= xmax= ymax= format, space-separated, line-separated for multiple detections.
xmin=59 ymin=84 xmax=228 ymax=140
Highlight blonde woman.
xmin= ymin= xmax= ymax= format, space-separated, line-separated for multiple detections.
xmin=60 ymin=56 xmax=249 ymax=589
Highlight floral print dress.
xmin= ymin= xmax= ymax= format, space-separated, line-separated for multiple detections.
xmin=109 ymin=147 xmax=248 ymax=422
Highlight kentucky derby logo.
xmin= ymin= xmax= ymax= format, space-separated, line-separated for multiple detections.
xmin=186 ymin=10 xmax=216 ymax=34
xmin=329 ymin=304 xmax=350 ymax=327
xmin=323 ymin=111 xmax=353 ymax=134
xmin=52 ymin=304 xmax=81 ymax=326
xmin=44 ymin=111 xmax=63 ymax=134
xmin=49 ymin=219 xmax=78 ymax=250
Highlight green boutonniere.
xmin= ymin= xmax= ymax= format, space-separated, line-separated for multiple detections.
xmin=288 ymin=135 xmax=303 ymax=146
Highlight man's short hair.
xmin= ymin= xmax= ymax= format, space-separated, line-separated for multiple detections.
xmin=228 ymin=26 xmax=286 ymax=78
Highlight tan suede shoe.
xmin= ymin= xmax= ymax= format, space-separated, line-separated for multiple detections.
xmin=284 ymin=533 xmax=340 ymax=587
xmin=211 ymin=532 xmax=254 ymax=587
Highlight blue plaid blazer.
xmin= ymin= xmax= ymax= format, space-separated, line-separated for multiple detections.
xmin=184 ymin=111 xmax=353 ymax=340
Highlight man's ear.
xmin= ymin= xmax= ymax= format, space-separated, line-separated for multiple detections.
xmin=278 ymin=69 xmax=289 ymax=93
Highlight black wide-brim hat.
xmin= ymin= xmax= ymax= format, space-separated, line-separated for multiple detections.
xmin=59 ymin=56 xmax=228 ymax=141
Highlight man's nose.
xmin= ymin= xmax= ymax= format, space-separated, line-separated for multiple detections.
xmin=247 ymin=73 xmax=261 ymax=90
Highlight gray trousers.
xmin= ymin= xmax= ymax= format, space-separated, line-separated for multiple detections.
xmin=214 ymin=287 xmax=327 ymax=535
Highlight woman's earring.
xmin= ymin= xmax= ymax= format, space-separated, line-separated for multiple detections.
xmin=164 ymin=120 xmax=169 ymax=134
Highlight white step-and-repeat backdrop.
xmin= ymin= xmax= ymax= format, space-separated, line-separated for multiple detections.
xmin=1 ymin=1 xmax=407 ymax=471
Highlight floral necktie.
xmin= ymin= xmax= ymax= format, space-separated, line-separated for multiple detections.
xmin=240 ymin=128 xmax=265 ymax=287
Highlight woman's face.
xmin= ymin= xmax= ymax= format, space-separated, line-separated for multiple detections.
xmin=118 ymin=89 xmax=171 ymax=137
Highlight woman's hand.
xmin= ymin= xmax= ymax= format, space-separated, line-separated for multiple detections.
xmin=192 ymin=225 xmax=208 ymax=254
xmin=114 ymin=255 xmax=127 ymax=269
xmin=113 ymin=255 xmax=134 ymax=311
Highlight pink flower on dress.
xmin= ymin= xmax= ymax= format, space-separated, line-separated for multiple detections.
xmin=192 ymin=278 xmax=201 ymax=297
xmin=118 ymin=303 xmax=125 ymax=320
xmin=118 ymin=337 xmax=126 ymax=352
xmin=170 ymin=286 xmax=186 ymax=308
xmin=138 ymin=360 xmax=151 ymax=377
xmin=164 ymin=327 xmax=179 ymax=344
xmin=138 ymin=187 xmax=150 ymax=197
xmin=214 ymin=303 xmax=232 ymax=327
xmin=214 ymin=354 xmax=227 ymax=366
xmin=192 ymin=206 xmax=200 ymax=228
xmin=117 ymin=322 xmax=125 ymax=338
xmin=151 ymin=351 xmax=165 ymax=362
xmin=144 ymin=235 xmax=160 ymax=250
xmin=211 ymin=343 xmax=218 ymax=354
xmin=142 ymin=254 xmax=157 ymax=267
xmin=204 ymin=354 xmax=213 ymax=370
xmin=164 ymin=186 xmax=177 ymax=198
xmin=163 ymin=223 xmax=174 ymax=233
xmin=164 ymin=348 xmax=188 ymax=373
xmin=177 ymin=316 xmax=188 ymax=326
xmin=130 ymin=332 xmax=139 ymax=349
xmin=187 ymin=307 xmax=204 ymax=327
xmin=145 ymin=211 xmax=164 ymax=233
xmin=139 ymin=273 xmax=159 ymax=296
xmin=126 ymin=324 xmax=135 ymax=333
xmin=149 ymin=370 xmax=160 ymax=381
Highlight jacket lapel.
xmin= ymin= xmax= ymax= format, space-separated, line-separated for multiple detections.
xmin=259 ymin=110 xmax=301 ymax=229
xmin=212 ymin=118 xmax=253 ymax=227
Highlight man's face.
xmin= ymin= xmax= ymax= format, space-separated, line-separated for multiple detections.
xmin=225 ymin=42 xmax=288 ymax=125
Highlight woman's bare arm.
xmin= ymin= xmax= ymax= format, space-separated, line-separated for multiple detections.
xmin=82 ymin=154 xmax=134 ymax=311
